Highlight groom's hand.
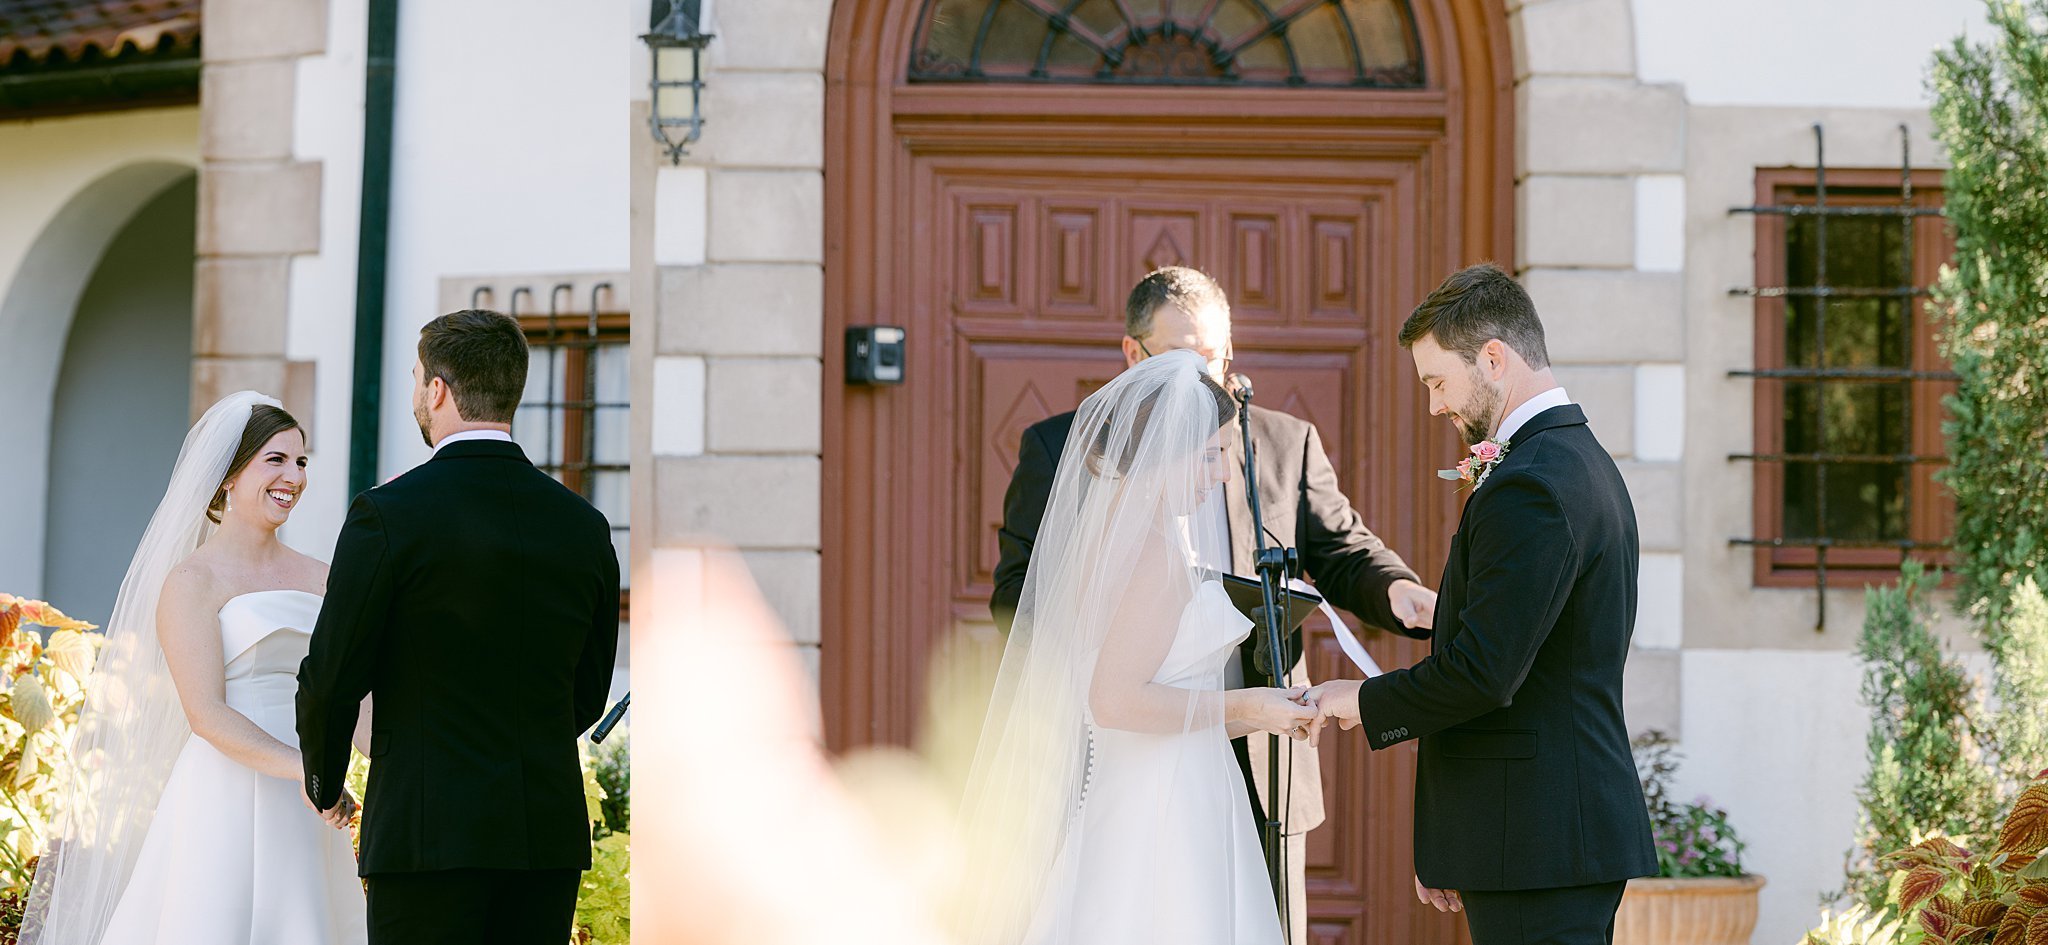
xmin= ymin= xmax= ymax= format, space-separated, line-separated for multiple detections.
xmin=1388 ymin=579 xmax=1437 ymax=631
xmin=1415 ymin=875 xmax=1462 ymax=913
xmin=1302 ymin=679 xmax=1362 ymax=748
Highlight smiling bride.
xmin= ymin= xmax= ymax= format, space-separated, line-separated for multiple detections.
xmin=23 ymin=392 xmax=369 ymax=945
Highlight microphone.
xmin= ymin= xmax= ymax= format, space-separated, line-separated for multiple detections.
xmin=1229 ymin=372 xmax=1254 ymax=405
xmin=592 ymin=692 xmax=629 ymax=743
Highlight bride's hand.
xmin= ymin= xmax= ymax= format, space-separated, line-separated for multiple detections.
xmin=1228 ymin=687 xmax=1317 ymax=738
xmin=315 ymin=789 xmax=358 ymax=829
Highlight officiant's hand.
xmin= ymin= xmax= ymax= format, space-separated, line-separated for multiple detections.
xmin=1228 ymin=687 xmax=1317 ymax=738
xmin=1389 ymin=579 xmax=1436 ymax=631
xmin=1301 ymin=679 xmax=1363 ymax=748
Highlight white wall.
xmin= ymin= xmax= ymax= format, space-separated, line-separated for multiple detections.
xmin=374 ymin=0 xmax=631 ymax=480
xmin=1633 ymin=0 xmax=1990 ymax=109
xmin=280 ymin=0 xmax=371 ymax=559
xmin=0 ymin=108 xmax=199 ymax=598
xmin=1679 ymin=651 xmax=1867 ymax=944
xmin=42 ymin=178 xmax=197 ymax=626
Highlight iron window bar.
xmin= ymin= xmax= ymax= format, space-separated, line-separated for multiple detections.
xmin=1732 ymin=287 xmax=1927 ymax=299
xmin=491 ymin=282 xmax=632 ymax=601
xmin=1731 ymin=368 xmax=1957 ymax=381
xmin=1726 ymin=123 xmax=1954 ymax=631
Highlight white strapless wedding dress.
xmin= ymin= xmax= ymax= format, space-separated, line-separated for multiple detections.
xmin=1025 ymin=580 xmax=1283 ymax=945
xmin=99 ymin=589 xmax=367 ymax=945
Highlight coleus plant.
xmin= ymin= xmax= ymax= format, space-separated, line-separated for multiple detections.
xmin=1881 ymin=770 xmax=2048 ymax=945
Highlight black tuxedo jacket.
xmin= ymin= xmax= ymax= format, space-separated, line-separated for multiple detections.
xmin=1353 ymin=404 xmax=1655 ymax=891
xmin=297 ymin=439 xmax=622 ymax=876
xmin=993 ymin=403 xmax=1423 ymax=832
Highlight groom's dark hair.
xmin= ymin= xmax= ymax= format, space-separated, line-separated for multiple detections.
xmin=419 ymin=309 xmax=529 ymax=423
xmin=1399 ymin=263 xmax=1551 ymax=369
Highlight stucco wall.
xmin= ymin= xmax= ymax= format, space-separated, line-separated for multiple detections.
xmin=0 ymin=107 xmax=200 ymax=598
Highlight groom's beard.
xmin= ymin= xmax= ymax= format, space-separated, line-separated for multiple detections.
xmin=414 ymin=397 xmax=434 ymax=447
xmin=1452 ymin=375 xmax=1503 ymax=447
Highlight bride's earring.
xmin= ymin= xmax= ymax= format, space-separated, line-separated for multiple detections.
xmin=223 ymin=484 xmax=234 ymax=514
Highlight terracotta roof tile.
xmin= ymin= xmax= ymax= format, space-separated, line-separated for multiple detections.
xmin=0 ymin=0 xmax=200 ymax=68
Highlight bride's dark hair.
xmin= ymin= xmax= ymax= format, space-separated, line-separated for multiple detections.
xmin=207 ymin=404 xmax=302 ymax=523
xmin=1085 ymin=368 xmax=1235 ymax=477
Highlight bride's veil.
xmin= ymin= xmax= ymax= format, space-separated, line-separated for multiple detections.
xmin=951 ymin=349 xmax=1239 ymax=943
xmin=22 ymin=391 xmax=280 ymax=945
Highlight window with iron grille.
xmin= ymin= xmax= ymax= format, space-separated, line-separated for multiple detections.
xmin=909 ymin=0 xmax=1424 ymax=87
xmin=1737 ymin=155 xmax=1955 ymax=607
xmin=511 ymin=306 xmax=630 ymax=607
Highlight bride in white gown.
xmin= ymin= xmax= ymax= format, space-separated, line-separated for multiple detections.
xmin=954 ymin=350 xmax=1317 ymax=945
xmin=24 ymin=392 xmax=368 ymax=945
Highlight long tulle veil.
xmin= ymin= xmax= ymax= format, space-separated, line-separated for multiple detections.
xmin=22 ymin=391 xmax=279 ymax=944
xmin=950 ymin=350 xmax=1237 ymax=943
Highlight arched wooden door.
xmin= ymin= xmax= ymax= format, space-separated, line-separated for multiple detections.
xmin=824 ymin=3 xmax=1512 ymax=941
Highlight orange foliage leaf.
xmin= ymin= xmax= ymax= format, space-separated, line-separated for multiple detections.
xmin=2020 ymin=885 xmax=2048 ymax=907
xmin=2004 ymin=784 xmax=2048 ymax=857
xmin=1936 ymin=895 xmax=1967 ymax=917
xmin=1924 ymin=908 xmax=1958 ymax=941
xmin=13 ymin=599 xmax=93 ymax=632
xmin=1896 ymin=837 xmax=1980 ymax=872
xmin=1968 ymin=900 xmax=2012 ymax=929
xmin=2028 ymin=910 xmax=2048 ymax=945
xmin=1997 ymin=909 xmax=2032 ymax=945
xmin=1904 ymin=868 xmax=1950 ymax=913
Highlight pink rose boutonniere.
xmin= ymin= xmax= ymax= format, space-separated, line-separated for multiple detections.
xmin=1438 ymin=438 xmax=1508 ymax=490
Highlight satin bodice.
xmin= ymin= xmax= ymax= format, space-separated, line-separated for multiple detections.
xmin=1155 ymin=579 xmax=1252 ymax=688
xmin=215 ymin=589 xmax=321 ymax=747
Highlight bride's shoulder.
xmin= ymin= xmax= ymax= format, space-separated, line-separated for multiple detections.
xmin=159 ymin=553 xmax=223 ymax=609
xmin=286 ymin=549 xmax=331 ymax=595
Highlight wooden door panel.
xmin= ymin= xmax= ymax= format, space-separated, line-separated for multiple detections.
xmin=965 ymin=343 xmax=1129 ymax=593
xmin=927 ymin=159 xmax=1457 ymax=945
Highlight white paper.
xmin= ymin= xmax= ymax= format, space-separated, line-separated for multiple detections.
xmin=1289 ymin=579 xmax=1382 ymax=677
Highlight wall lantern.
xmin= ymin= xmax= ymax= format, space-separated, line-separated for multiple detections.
xmin=642 ymin=0 xmax=712 ymax=164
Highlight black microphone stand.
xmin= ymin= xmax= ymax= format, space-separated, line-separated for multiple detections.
xmin=592 ymin=693 xmax=629 ymax=743
xmin=1233 ymin=376 xmax=1299 ymax=941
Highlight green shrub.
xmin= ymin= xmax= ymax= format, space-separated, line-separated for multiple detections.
xmin=574 ymin=832 xmax=629 ymax=945
xmin=590 ymin=730 xmax=629 ymax=838
xmin=1838 ymin=562 xmax=2001 ymax=911
xmin=1632 ymin=731 xmax=1747 ymax=878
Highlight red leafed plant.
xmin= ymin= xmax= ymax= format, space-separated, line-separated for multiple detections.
xmin=1877 ymin=771 xmax=2048 ymax=945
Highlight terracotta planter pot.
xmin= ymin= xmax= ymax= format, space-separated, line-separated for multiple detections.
xmin=1612 ymin=874 xmax=1767 ymax=945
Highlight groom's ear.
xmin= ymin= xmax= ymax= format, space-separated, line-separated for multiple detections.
xmin=1480 ymin=339 xmax=1505 ymax=378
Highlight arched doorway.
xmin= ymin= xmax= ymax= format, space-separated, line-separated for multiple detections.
xmin=41 ymin=174 xmax=197 ymax=626
xmin=823 ymin=2 xmax=1512 ymax=940
xmin=0 ymin=160 xmax=196 ymax=604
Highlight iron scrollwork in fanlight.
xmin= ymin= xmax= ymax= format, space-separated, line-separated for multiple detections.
xmin=910 ymin=0 xmax=1425 ymax=88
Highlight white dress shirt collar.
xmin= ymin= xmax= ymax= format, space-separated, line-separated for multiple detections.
xmin=432 ymin=429 xmax=514 ymax=455
xmin=1494 ymin=386 xmax=1573 ymax=446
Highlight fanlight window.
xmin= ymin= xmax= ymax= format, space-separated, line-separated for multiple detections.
xmin=910 ymin=0 xmax=1423 ymax=87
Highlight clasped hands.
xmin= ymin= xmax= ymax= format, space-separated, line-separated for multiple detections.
xmin=1233 ymin=679 xmax=1363 ymax=746
xmin=298 ymin=782 xmax=359 ymax=830
xmin=1234 ymin=682 xmax=1465 ymax=914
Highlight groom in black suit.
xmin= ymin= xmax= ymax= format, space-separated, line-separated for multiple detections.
xmin=993 ymin=266 xmax=1437 ymax=938
xmin=1306 ymin=264 xmax=1655 ymax=944
xmin=298 ymin=310 xmax=621 ymax=945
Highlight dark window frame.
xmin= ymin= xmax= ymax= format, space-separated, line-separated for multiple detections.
xmin=1748 ymin=166 xmax=1955 ymax=589
xmin=518 ymin=311 xmax=631 ymax=609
